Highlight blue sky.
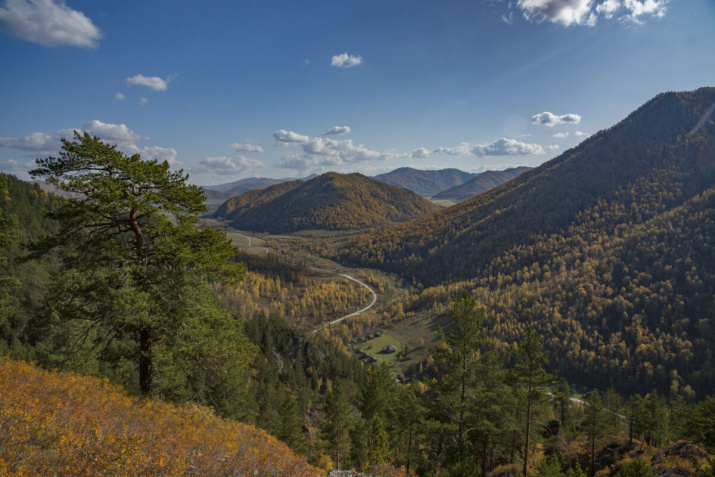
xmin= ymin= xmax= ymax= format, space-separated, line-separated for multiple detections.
xmin=0 ymin=0 xmax=713 ymax=186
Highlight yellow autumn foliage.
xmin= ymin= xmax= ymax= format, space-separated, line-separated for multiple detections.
xmin=0 ymin=358 xmax=324 ymax=476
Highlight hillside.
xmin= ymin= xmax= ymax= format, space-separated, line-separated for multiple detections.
xmin=212 ymin=172 xmax=441 ymax=233
xmin=0 ymin=357 xmax=322 ymax=476
xmin=213 ymin=179 xmax=303 ymax=219
xmin=337 ymin=87 xmax=715 ymax=395
xmin=373 ymin=167 xmax=475 ymax=197
xmin=432 ymin=166 xmax=530 ymax=202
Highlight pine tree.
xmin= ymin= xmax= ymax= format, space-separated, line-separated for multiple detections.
xmin=510 ymin=328 xmax=554 ymax=477
xmin=28 ymin=133 xmax=256 ymax=400
xmin=322 ymin=383 xmax=355 ymax=470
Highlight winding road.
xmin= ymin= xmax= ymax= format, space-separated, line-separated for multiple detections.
xmin=309 ymin=267 xmax=378 ymax=334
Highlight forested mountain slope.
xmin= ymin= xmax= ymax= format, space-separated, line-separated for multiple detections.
xmin=338 ymin=88 xmax=715 ymax=396
xmin=212 ymin=172 xmax=441 ymax=233
xmin=373 ymin=167 xmax=475 ymax=197
xmin=433 ymin=166 xmax=531 ymax=201
xmin=340 ymin=88 xmax=715 ymax=285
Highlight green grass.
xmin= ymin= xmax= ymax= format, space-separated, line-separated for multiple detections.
xmin=356 ymin=332 xmax=404 ymax=366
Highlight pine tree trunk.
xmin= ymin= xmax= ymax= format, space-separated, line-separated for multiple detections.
xmin=140 ymin=327 xmax=152 ymax=394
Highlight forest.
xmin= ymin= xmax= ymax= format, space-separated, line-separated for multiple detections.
xmin=1 ymin=89 xmax=715 ymax=477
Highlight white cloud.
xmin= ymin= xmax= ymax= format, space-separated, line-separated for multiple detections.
xmin=139 ymin=97 xmax=148 ymax=106
xmin=472 ymin=138 xmax=545 ymax=156
xmin=115 ymin=92 xmax=126 ymax=100
xmin=532 ymin=111 xmax=582 ymax=127
xmin=433 ymin=143 xmax=473 ymax=156
xmin=139 ymin=146 xmax=179 ymax=166
xmin=553 ymin=132 xmax=569 ymax=138
xmin=231 ymin=142 xmax=265 ymax=153
xmin=274 ymin=129 xmax=310 ymax=146
xmin=331 ymin=52 xmax=363 ymax=68
xmin=275 ymin=129 xmax=394 ymax=172
xmin=321 ymin=126 xmax=351 ymax=136
xmin=0 ymin=158 xmax=34 ymax=178
xmin=411 ymin=147 xmax=431 ymax=158
xmin=0 ymin=121 xmax=181 ymax=167
xmin=83 ymin=120 xmax=148 ymax=147
xmin=124 ymin=74 xmax=171 ymax=92
xmin=622 ymin=0 xmax=667 ymax=23
xmin=0 ymin=0 xmax=101 ymax=48
xmin=574 ymin=130 xmax=588 ymax=136
xmin=515 ymin=0 xmax=666 ymax=26
xmin=546 ymin=145 xmax=561 ymax=151
xmin=518 ymin=0 xmax=596 ymax=26
xmin=199 ymin=155 xmax=263 ymax=176
xmin=595 ymin=0 xmax=621 ymax=18
xmin=0 ymin=131 xmax=69 ymax=151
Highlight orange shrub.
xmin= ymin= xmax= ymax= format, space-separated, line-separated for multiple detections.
xmin=0 ymin=358 xmax=324 ymax=476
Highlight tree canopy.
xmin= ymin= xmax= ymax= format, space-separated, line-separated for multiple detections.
xmin=29 ymin=133 xmax=255 ymax=404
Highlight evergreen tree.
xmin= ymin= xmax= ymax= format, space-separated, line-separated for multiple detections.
xmin=0 ymin=175 xmax=21 ymax=354
xmin=322 ymin=383 xmax=355 ymax=470
xmin=584 ymin=393 xmax=605 ymax=477
xmin=28 ymin=133 xmax=256 ymax=401
xmin=431 ymin=291 xmax=486 ymax=462
xmin=510 ymin=328 xmax=554 ymax=477
xmin=277 ymin=394 xmax=308 ymax=455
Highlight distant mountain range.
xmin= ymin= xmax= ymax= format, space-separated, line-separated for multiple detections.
xmin=432 ymin=166 xmax=531 ymax=201
xmin=372 ymin=167 xmax=475 ymax=197
xmin=211 ymin=172 xmax=441 ymax=233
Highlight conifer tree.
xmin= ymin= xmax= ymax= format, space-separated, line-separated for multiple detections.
xmin=510 ymin=328 xmax=554 ymax=477
xmin=28 ymin=133 xmax=255 ymax=400
xmin=322 ymin=383 xmax=355 ymax=470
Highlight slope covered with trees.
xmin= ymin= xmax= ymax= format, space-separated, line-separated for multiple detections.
xmin=433 ymin=166 xmax=531 ymax=202
xmin=213 ymin=172 xmax=441 ymax=233
xmin=337 ymin=88 xmax=715 ymax=396
xmin=373 ymin=167 xmax=475 ymax=197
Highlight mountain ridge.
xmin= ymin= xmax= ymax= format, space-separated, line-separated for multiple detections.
xmin=212 ymin=171 xmax=441 ymax=233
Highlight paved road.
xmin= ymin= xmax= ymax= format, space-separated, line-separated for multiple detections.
xmin=309 ymin=267 xmax=378 ymax=333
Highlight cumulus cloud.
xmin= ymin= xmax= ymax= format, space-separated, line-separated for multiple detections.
xmin=124 ymin=74 xmax=171 ymax=91
xmin=139 ymin=146 xmax=179 ymax=166
xmin=553 ymin=132 xmax=569 ymax=138
xmin=411 ymin=147 xmax=431 ymax=159
xmin=0 ymin=0 xmax=101 ymax=48
xmin=274 ymin=129 xmax=310 ymax=146
xmin=83 ymin=120 xmax=148 ymax=147
xmin=0 ymin=120 xmax=180 ymax=166
xmin=231 ymin=142 xmax=265 ymax=153
xmin=532 ymin=111 xmax=582 ymax=127
xmin=0 ymin=131 xmax=69 ymax=152
xmin=115 ymin=92 xmax=126 ymax=100
xmin=0 ymin=158 xmax=34 ymax=178
xmin=199 ymin=156 xmax=262 ymax=176
xmin=433 ymin=143 xmax=473 ymax=156
xmin=275 ymin=129 xmax=394 ymax=172
xmin=331 ymin=52 xmax=363 ymax=68
xmin=518 ymin=0 xmax=596 ymax=26
xmin=139 ymin=97 xmax=148 ymax=106
xmin=574 ymin=131 xmax=588 ymax=136
xmin=472 ymin=138 xmax=545 ymax=156
xmin=321 ymin=126 xmax=350 ymax=136
xmin=595 ymin=0 xmax=621 ymax=18
xmin=515 ymin=0 xmax=667 ymax=26
xmin=546 ymin=145 xmax=561 ymax=151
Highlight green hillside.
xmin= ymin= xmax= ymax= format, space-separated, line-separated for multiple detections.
xmin=336 ymin=88 xmax=715 ymax=396
xmin=212 ymin=172 xmax=442 ymax=233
